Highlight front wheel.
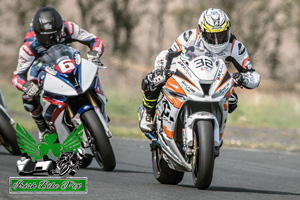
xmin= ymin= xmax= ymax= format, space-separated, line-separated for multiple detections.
xmin=81 ymin=110 xmax=116 ymax=171
xmin=192 ymin=120 xmax=215 ymax=190
xmin=152 ymin=143 xmax=184 ymax=185
xmin=0 ymin=109 xmax=21 ymax=155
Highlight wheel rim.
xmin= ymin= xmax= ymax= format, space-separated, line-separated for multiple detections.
xmin=84 ymin=126 xmax=104 ymax=168
xmin=154 ymin=149 xmax=162 ymax=175
xmin=192 ymin=131 xmax=199 ymax=180
xmin=152 ymin=147 xmax=164 ymax=177
xmin=91 ymin=143 xmax=103 ymax=168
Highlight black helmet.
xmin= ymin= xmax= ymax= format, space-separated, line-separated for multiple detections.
xmin=33 ymin=7 xmax=63 ymax=48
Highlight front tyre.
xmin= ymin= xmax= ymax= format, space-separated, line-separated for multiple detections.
xmin=0 ymin=110 xmax=21 ymax=155
xmin=81 ymin=110 xmax=116 ymax=171
xmin=152 ymin=144 xmax=184 ymax=185
xmin=192 ymin=120 xmax=215 ymax=190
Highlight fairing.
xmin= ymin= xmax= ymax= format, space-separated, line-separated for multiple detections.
xmin=37 ymin=44 xmax=110 ymax=142
xmin=38 ymin=44 xmax=98 ymax=96
xmin=156 ymin=47 xmax=233 ymax=171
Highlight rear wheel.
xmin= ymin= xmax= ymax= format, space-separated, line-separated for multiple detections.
xmin=152 ymin=143 xmax=184 ymax=185
xmin=81 ymin=110 xmax=116 ymax=171
xmin=0 ymin=110 xmax=21 ymax=155
xmin=192 ymin=120 xmax=215 ymax=190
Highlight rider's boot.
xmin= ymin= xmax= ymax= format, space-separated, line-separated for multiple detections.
xmin=31 ymin=110 xmax=50 ymax=142
xmin=138 ymin=94 xmax=158 ymax=132
xmin=138 ymin=106 xmax=155 ymax=132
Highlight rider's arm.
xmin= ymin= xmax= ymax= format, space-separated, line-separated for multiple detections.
xmin=161 ymin=29 xmax=199 ymax=69
xmin=225 ymin=38 xmax=260 ymax=89
xmin=12 ymin=42 xmax=36 ymax=92
xmin=144 ymin=29 xmax=199 ymax=91
xmin=64 ymin=21 xmax=105 ymax=57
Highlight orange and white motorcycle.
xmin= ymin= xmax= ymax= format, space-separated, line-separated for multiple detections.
xmin=145 ymin=47 xmax=235 ymax=189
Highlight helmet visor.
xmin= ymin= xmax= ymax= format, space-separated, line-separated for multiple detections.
xmin=203 ymin=30 xmax=229 ymax=45
xmin=36 ymin=30 xmax=62 ymax=48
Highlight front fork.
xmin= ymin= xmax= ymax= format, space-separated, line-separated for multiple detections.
xmin=181 ymin=106 xmax=193 ymax=156
xmin=86 ymin=92 xmax=112 ymax=138
xmin=66 ymin=91 xmax=112 ymax=148
xmin=184 ymin=112 xmax=221 ymax=157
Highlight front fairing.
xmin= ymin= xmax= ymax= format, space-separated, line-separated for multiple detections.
xmin=165 ymin=47 xmax=233 ymax=103
xmin=42 ymin=58 xmax=98 ymax=96
xmin=160 ymin=48 xmax=233 ymax=126
xmin=158 ymin=48 xmax=232 ymax=145
xmin=38 ymin=44 xmax=98 ymax=97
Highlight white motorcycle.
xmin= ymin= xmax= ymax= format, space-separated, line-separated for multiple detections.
xmin=144 ymin=47 xmax=235 ymax=189
xmin=35 ymin=44 xmax=116 ymax=171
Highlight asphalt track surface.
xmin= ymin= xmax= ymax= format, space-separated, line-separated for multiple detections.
xmin=1 ymin=137 xmax=299 ymax=200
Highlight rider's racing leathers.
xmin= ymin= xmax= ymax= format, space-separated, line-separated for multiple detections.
xmin=141 ymin=28 xmax=260 ymax=124
xmin=12 ymin=19 xmax=105 ymax=140
xmin=12 ymin=20 xmax=105 ymax=91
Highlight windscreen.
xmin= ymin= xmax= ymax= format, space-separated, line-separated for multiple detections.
xmin=40 ymin=44 xmax=77 ymax=67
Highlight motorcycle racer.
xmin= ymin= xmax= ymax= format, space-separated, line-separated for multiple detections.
xmin=12 ymin=7 xmax=105 ymax=141
xmin=139 ymin=8 xmax=260 ymax=132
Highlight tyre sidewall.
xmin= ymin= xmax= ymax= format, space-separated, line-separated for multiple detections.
xmin=0 ymin=110 xmax=21 ymax=155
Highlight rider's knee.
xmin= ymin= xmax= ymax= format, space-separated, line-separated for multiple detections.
xmin=22 ymin=94 xmax=41 ymax=113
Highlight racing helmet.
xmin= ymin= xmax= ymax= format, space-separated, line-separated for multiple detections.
xmin=198 ymin=8 xmax=231 ymax=54
xmin=33 ymin=7 xmax=63 ymax=48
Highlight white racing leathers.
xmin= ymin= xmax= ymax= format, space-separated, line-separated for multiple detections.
xmin=155 ymin=29 xmax=260 ymax=89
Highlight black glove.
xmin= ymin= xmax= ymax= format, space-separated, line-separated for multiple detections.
xmin=232 ymin=72 xmax=244 ymax=87
xmin=22 ymin=81 xmax=39 ymax=97
xmin=142 ymin=68 xmax=171 ymax=91
xmin=148 ymin=68 xmax=170 ymax=86
xmin=87 ymin=51 xmax=102 ymax=66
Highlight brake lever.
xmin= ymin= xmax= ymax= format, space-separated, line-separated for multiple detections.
xmin=98 ymin=65 xmax=108 ymax=69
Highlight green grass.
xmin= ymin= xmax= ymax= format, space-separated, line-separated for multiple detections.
xmin=0 ymin=83 xmax=145 ymax=133
xmin=228 ymin=94 xmax=300 ymax=130
xmin=109 ymin=125 xmax=144 ymax=139
xmin=0 ymin=84 xmax=24 ymax=112
xmin=105 ymin=87 xmax=143 ymax=125
xmin=1 ymin=82 xmax=300 ymax=144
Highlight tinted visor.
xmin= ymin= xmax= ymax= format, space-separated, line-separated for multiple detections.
xmin=36 ymin=30 xmax=62 ymax=48
xmin=203 ymin=30 xmax=229 ymax=45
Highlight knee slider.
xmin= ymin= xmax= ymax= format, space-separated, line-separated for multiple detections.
xmin=22 ymin=95 xmax=40 ymax=112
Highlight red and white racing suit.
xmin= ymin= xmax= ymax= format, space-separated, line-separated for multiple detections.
xmin=11 ymin=20 xmax=106 ymax=138
xmin=12 ymin=20 xmax=105 ymax=92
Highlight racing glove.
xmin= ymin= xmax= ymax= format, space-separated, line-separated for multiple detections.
xmin=22 ymin=81 xmax=39 ymax=97
xmin=149 ymin=68 xmax=171 ymax=86
xmin=87 ymin=50 xmax=102 ymax=66
xmin=232 ymin=72 xmax=245 ymax=87
xmin=142 ymin=68 xmax=171 ymax=91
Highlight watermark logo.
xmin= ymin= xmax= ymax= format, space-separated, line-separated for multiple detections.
xmin=10 ymin=177 xmax=87 ymax=194
xmin=10 ymin=124 xmax=88 ymax=194
xmin=16 ymin=123 xmax=83 ymax=161
xmin=16 ymin=123 xmax=83 ymax=176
